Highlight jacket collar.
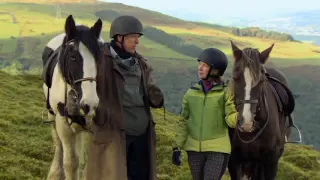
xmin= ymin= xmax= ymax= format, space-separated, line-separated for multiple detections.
xmin=191 ymin=80 xmax=225 ymax=92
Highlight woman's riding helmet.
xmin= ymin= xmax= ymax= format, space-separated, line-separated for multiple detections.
xmin=197 ymin=48 xmax=228 ymax=77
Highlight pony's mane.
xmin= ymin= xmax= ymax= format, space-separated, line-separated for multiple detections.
xmin=229 ymin=48 xmax=266 ymax=94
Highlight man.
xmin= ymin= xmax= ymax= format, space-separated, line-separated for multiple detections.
xmin=84 ymin=15 xmax=164 ymax=180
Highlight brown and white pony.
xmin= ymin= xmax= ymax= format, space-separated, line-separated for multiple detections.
xmin=42 ymin=15 xmax=104 ymax=180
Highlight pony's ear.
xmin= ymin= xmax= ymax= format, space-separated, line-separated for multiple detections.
xmin=260 ymin=43 xmax=274 ymax=64
xmin=65 ymin=15 xmax=76 ymax=40
xmin=91 ymin=19 xmax=103 ymax=38
xmin=231 ymin=40 xmax=242 ymax=61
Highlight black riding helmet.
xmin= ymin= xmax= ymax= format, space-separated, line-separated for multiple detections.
xmin=109 ymin=15 xmax=143 ymax=54
xmin=110 ymin=15 xmax=144 ymax=38
xmin=197 ymin=48 xmax=228 ymax=78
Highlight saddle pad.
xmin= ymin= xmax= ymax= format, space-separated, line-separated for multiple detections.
xmin=42 ymin=46 xmax=61 ymax=88
xmin=267 ymin=76 xmax=295 ymax=115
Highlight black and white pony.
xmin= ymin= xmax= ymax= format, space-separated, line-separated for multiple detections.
xmin=41 ymin=15 xmax=104 ymax=180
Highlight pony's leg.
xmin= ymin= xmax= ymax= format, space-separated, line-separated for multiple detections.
xmin=81 ymin=133 xmax=92 ymax=180
xmin=47 ymin=113 xmax=65 ymax=180
xmin=228 ymin=155 xmax=241 ymax=180
xmin=262 ymin=153 xmax=280 ymax=180
xmin=251 ymin=162 xmax=263 ymax=180
xmin=263 ymin=163 xmax=278 ymax=180
xmin=55 ymin=114 xmax=79 ymax=180
xmin=76 ymin=131 xmax=88 ymax=180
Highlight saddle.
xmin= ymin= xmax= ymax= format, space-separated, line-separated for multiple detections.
xmin=42 ymin=46 xmax=61 ymax=88
xmin=267 ymin=74 xmax=295 ymax=116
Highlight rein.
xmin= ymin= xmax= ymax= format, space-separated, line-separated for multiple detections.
xmin=236 ymin=88 xmax=270 ymax=144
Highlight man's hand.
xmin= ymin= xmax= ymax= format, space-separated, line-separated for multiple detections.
xmin=172 ymin=147 xmax=182 ymax=166
xmin=147 ymin=84 xmax=164 ymax=108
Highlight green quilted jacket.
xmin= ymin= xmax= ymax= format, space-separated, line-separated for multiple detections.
xmin=175 ymin=81 xmax=238 ymax=154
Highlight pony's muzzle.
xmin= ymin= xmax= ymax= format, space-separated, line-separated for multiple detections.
xmin=80 ymin=104 xmax=90 ymax=115
xmin=79 ymin=99 xmax=97 ymax=118
xmin=240 ymin=122 xmax=254 ymax=132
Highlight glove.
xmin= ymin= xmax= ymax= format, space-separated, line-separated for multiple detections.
xmin=147 ymin=84 xmax=164 ymax=108
xmin=172 ymin=147 xmax=182 ymax=166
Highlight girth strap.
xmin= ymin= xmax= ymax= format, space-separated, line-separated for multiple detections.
xmin=46 ymin=87 xmax=55 ymax=115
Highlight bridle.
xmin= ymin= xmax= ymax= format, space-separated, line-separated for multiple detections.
xmin=61 ymin=39 xmax=97 ymax=132
xmin=234 ymin=67 xmax=270 ymax=144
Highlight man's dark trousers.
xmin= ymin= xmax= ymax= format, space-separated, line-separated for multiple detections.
xmin=126 ymin=131 xmax=149 ymax=180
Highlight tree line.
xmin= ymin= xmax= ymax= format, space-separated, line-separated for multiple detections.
xmin=231 ymin=27 xmax=297 ymax=41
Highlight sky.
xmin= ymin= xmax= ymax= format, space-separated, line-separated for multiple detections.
xmin=100 ymin=0 xmax=320 ymax=22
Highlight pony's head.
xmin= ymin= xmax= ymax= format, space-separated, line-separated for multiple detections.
xmin=230 ymin=41 xmax=274 ymax=132
xmin=58 ymin=15 xmax=103 ymax=123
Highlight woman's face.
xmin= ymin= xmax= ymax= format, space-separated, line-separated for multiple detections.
xmin=198 ymin=61 xmax=210 ymax=80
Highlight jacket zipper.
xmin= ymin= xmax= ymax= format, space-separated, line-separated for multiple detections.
xmin=199 ymin=93 xmax=207 ymax=151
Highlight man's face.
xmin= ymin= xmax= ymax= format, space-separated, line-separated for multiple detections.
xmin=117 ymin=34 xmax=141 ymax=53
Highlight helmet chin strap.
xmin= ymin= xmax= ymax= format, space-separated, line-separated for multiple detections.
xmin=116 ymin=36 xmax=135 ymax=56
xmin=202 ymin=67 xmax=218 ymax=81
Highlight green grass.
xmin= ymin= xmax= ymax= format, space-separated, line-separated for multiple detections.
xmin=0 ymin=38 xmax=18 ymax=55
xmin=0 ymin=70 xmax=319 ymax=180
xmin=0 ymin=22 xmax=20 ymax=39
xmin=0 ymin=71 xmax=51 ymax=180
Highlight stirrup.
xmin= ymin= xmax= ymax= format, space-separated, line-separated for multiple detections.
xmin=285 ymin=124 xmax=302 ymax=144
xmin=41 ymin=109 xmax=55 ymax=125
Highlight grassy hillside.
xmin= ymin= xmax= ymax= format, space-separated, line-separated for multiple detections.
xmin=0 ymin=70 xmax=319 ymax=179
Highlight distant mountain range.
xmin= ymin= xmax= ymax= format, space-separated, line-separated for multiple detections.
xmin=205 ymin=10 xmax=320 ymax=45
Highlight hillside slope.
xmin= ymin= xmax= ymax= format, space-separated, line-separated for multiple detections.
xmin=0 ymin=70 xmax=319 ymax=179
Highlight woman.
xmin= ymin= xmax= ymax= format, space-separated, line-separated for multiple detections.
xmin=172 ymin=48 xmax=239 ymax=180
